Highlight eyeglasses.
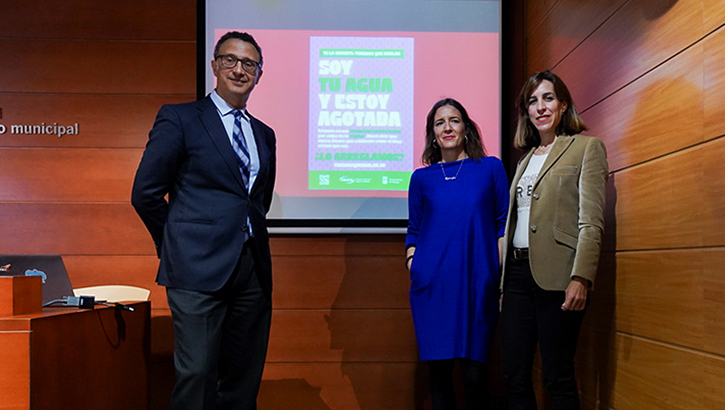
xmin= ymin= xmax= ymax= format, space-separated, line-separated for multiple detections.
xmin=215 ymin=54 xmax=261 ymax=74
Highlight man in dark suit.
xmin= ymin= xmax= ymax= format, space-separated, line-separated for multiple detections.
xmin=131 ymin=31 xmax=276 ymax=410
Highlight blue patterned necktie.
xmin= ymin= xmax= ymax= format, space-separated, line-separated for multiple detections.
xmin=231 ymin=110 xmax=251 ymax=191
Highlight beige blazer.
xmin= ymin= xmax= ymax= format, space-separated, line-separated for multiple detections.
xmin=500 ymin=134 xmax=608 ymax=291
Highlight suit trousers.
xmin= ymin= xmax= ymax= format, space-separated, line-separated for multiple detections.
xmin=500 ymin=257 xmax=585 ymax=410
xmin=166 ymin=239 xmax=272 ymax=410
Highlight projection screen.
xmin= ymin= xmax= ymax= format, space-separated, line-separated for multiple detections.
xmin=201 ymin=0 xmax=501 ymax=233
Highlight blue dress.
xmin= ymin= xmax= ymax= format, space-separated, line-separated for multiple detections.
xmin=406 ymin=157 xmax=509 ymax=362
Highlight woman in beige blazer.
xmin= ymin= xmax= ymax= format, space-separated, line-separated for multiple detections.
xmin=499 ymin=71 xmax=608 ymax=410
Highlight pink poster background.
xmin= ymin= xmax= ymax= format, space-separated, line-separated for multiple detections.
xmin=215 ymin=29 xmax=500 ymax=198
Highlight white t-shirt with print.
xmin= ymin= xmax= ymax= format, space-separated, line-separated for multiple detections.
xmin=512 ymin=152 xmax=549 ymax=249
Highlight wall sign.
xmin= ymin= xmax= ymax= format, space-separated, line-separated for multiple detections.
xmin=0 ymin=108 xmax=80 ymax=138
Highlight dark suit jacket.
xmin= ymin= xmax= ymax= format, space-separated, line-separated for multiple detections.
xmin=131 ymin=95 xmax=276 ymax=295
xmin=500 ymin=134 xmax=608 ymax=291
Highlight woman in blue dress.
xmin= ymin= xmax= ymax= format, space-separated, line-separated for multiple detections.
xmin=406 ymin=98 xmax=509 ymax=410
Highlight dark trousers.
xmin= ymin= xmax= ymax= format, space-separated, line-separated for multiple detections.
xmin=428 ymin=358 xmax=490 ymax=410
xmin=500 ymin=257 xmax=585 ymax=410
xmin=166 ymin=240 xmax=272 ymax=410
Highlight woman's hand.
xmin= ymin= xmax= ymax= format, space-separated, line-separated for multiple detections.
xmin=405 ymin=246 xmax=416 ymax=271
xmin=561 ymin=277 xmax=588 ymax=311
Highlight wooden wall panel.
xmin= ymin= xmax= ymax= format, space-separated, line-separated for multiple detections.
xmin=273 ymin=255 xmax=409 ymax=309
xmin=527 ymin=0 xmax=627 ymax=72
xmin=611 ymin=137 xmax=725 ymax=251
xmin=607 ymin=334 xmax=725 ymax=410
xmin=702 ymin=136 xmax=725 ymax=247
xmin=328 ymin=255 xmax=409 ymax=308
xmin=261 ymin=363 xmax=423 ymax=410
xmin=270 ymin=234 xmax=404 ymax=257
xmin=615 ymin=249 xmax=725 ymax=355
xmin=704 ymin=27 xmax=725 ymax=140
xmin=146 ymin=309 xmax=418 ymax=367
xmin=0 ymin=39 xmax=195 ymax=94
xmin=0 ymin=1 xmax=196 ymax=40
xmin=268 ymin=310 xmax=417 ymax=363
xmin=271 ymin=236 xmax=355 ymax=256
xmin=271 ymin=256 xmax=347 ymax=308
xmin=526 ymin=0 xmax=559 ymax=37
xmin=340 ymin=235 xmax=406 ymax=256
xmin=702 ymin=249 xmax=725 ymax=356
xmin=581 ymin=42 xmax=704 ymax=172
xmin=613 ymin=145 xmax=707 ymax=250
xmin=0 ymin=203 xmax=153 ymax=255
xmin=0 ymin=94 xmax=193 ymax=148
xmin=552 ymin=0 xmax=704 ymax=110
xmin=0 ymin=148 xmax=142 ymax=202
xmin=703 ymin=350 xmax=725 ymax=410
xmin=705 ymin=1 xmax=725 ymax=34
xmin=578 ymin=332 xmax=725 ymax=409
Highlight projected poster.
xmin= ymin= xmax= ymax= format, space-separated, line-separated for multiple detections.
xmin=308 ymin=37 xmax=414 ymax=191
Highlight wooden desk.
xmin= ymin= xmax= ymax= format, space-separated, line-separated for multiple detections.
xmin=0 ymin=302 xmax=151 ymax=410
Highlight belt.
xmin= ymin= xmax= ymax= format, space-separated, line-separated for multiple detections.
xmin=512 ymin=247 xmax=529 ymax=261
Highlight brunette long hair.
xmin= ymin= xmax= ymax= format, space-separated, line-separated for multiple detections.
xmin=514 ymin=71 xmax=587 ymax=150
xmin=421 ymin=98 xmax=487 ymax=166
